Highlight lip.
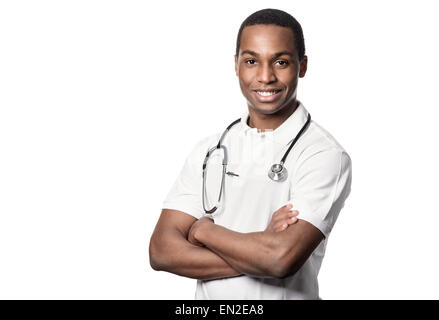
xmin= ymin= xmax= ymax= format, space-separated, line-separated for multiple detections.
xmin=252 ymin=89 xmax=283 ymax=103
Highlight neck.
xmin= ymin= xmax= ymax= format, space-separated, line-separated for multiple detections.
xmin=247 ymin=101 xmax=299 ymax=132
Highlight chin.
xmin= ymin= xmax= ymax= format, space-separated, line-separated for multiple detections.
xmin=249 ymin=102 xmax=284 ymax=115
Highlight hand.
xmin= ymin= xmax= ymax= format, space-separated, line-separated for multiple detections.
xmin=265 ymin=203 xmax=299 ymax=232
xmin=188 ymin=216 xmax=214 ymax=247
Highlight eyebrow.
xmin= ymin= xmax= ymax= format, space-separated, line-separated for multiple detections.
xmin=240 ymin=50 xmax=295 ymax=58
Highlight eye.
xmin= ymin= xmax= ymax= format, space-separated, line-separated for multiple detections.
xmin=245 ymin=59 xmax=256 ymax=65
xmin=275 ymin=60 xmax=289 ymax=67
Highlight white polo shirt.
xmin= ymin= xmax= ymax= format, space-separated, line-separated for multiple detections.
xmin=162 ymin=102 xmax=352 ymax=300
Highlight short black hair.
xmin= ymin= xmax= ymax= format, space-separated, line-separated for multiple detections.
xmin=235 ymin=8 xmax=305 ymax=61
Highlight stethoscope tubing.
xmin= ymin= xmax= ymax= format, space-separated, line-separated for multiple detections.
xmin=202 ymin=113 xmax=311 ymax=214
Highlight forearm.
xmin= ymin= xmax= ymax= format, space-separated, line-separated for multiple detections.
xmin=193 ymin=223 xmax=284 ymax=278
xmin=149 ymin=231 xmax=241 ymax=280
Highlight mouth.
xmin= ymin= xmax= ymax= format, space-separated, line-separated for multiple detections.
xmin=252 ymin=89 xmax=283 ymax=102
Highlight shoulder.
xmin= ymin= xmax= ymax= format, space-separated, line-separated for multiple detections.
xmin=188 ymin=117 xmax=244 ymax=158
xmin=304 ymin=120 xmax=348 ymax=153
xmin=184 ymin=132 xmax=222 ymax=168
xmin=294 ymin=121 xmax=352 ymax=175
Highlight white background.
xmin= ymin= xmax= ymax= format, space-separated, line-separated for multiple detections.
xmin=1 ymin=0 xmax=438 ymax=299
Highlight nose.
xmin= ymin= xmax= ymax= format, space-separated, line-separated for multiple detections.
xmin=257 ymin=62 xmax=276 ymax=84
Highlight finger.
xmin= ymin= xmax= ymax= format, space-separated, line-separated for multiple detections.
xmin=269 ymin=208 xmax=298 ymax=231
xmin=273 ymin=210 xmax=298 ymax=223
xmin=287 ymin=212 xmax=299 ymax=225
xmin=273 ymin=218 xmax=291 ymax=231
xmin=281 ymin=202 xmax=293 ymax=210
xmin=287 ymin=216 xmax=298 ymax=225
xmin=274 ymin=216 xmax=299 ymax=231
xmin=275 ymin=222 xmax=289 ymax=232
xmin=273 ymin=206 xmax=295 ymax=219
xmin=268 ymin=220 xmax=282 ymax=232
xmin=289 ymin=210 xmax=299 ymax=217
xmin=274 ymin=204 xmax=293 ymax=216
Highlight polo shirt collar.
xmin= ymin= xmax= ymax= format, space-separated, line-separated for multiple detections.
xmin=239 ymin=101 xmax=310 ymax=146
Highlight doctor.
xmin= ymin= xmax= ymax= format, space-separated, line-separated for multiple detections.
xmin=149 ymin=8 xmax=352 ymax=299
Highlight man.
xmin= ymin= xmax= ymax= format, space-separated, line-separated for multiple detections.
xmin=149 ymin=8 xmax=352 ymax=299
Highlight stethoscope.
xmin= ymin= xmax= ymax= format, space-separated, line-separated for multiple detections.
xmin=202 ymin=113 xmax=311 ymax=214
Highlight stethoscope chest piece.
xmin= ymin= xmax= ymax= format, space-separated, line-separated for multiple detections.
xmin=268 ymin=163 xmax=288 ymax=182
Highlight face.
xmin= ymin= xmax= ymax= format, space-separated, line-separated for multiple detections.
xmin=235 ymin=24 xmax=307 ymax=115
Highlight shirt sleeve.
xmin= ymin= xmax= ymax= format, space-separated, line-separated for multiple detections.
xmin=289 ymin=148 xmax=352 ymax=238
xmin=162 ymin=141 xmax=206 ymax=220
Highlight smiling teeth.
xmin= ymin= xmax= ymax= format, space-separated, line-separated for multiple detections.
xmin=257 ymin=91 xmax=278 ymax=96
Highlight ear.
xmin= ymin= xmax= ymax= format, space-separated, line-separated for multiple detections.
xmin=234 ymin=55 xmax=238 ymax=76
xmin=299 ymin=55 xmax=308 ymax=78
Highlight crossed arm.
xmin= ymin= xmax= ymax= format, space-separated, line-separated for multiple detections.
xmin=149 ymin=204 xmax=324 ymax=280
xmin=187 ymin=215 xmax=323 ymax=278
xmin=149 ymin=209 xmax=240 ymax=280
